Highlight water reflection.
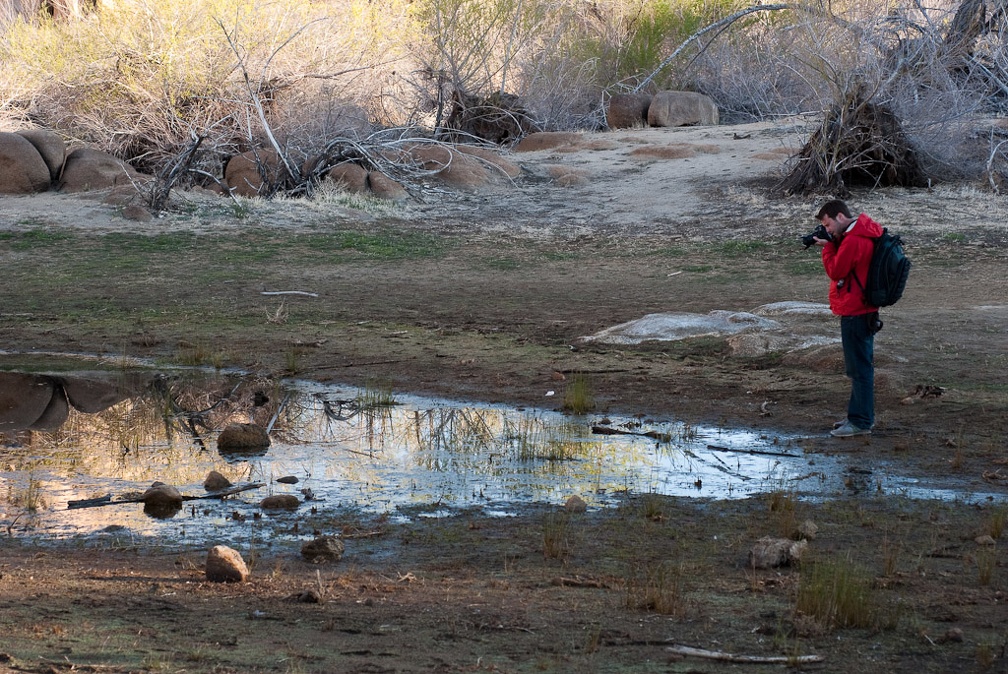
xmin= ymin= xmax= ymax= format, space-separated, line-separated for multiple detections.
xmin=4 ymin=368 xmax=994 ymax=550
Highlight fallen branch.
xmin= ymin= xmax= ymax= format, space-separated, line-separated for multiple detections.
xmin=706 ymin=444 xmax=799 ymax=458
xmin=67 ymin=483 xmax=265 ymax=509
xmin=261 ymin=291 xmax=319 ymax=297
xmin=666 ymin=644 xmax=824 ymax=664
xmin=592 ymin=426 xmax=672 ymax=442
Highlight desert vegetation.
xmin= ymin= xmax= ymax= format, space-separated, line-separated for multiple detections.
xmin=3 ymin=1 xmax=1008 ymax=197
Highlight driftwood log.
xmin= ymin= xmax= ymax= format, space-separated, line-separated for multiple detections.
xmin=667 ymin=644 xmax=824 ymax=664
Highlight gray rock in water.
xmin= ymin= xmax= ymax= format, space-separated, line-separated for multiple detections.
xmin=206 ymin=545 xmax=249 ymax=583
xmin=142 ymin=482 xmax=182 ymax=507
xmin=301 ymin=535 xmax=345 ymax=564
xmin=203 ymin=470 xmax=232 ymax=491
xmin=260 ymin=494 xmax=301 ymax=510
xmin=276 ymin=475 xmax=299 ymax=485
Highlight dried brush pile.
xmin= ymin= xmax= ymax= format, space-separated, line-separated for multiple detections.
xmin=778 ymin=86 xmax=931 ymax=196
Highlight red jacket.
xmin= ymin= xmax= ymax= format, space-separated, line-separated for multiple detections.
xmin=821 ymin=213 xmax=883 ymax=316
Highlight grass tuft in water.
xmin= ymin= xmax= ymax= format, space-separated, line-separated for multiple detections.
xmin=562 ymin=374 xmax=594 ymax=415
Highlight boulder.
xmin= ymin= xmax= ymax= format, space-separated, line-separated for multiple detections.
xmin=301 ymin=535 xmax=345 ymax=563
xmin=647 ymin=91 xmax=719 ymax=127
xmin=564 ymin=495 xmax=587 ymax=513
xmin=0 ymin=132 xmax=52 ymax=194
xmin=514 ymin=132 xmax=582 ymax=153
xmin=366 ymin=171 xmax=409 ymax=201
xmin=203 ymin=470 xmax=232 ymax=491
xmin=224 ymin=149 xmax=282 ymax=197
xmin=326 ymin=163 xmax=368 ymax=193
xmin=16 ymin=129 xmax=66 ymax=182
xmin=141 ymin=481 xmax=183 ymax=519
xmin=606 ymin=92 xmax=653 ymax=129
xmin=141 ymin=482 xmax=183 ymax=508
xmin=58 ymin=147 xmax=144 ymax=192
xmin=456 ymin=145 xmax=522 ymax=179
xmin=206 ymin=545 xmax=249 ymax=583
xmin=407 ymin=145 xmax=494 ymax=190
xmin=217 ymin=423 xmax=270 ymax=452
xmin=260 ymin=494 xmax=301 ymax=510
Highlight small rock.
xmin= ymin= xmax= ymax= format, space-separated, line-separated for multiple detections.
xmin=291 ymin=589 xmax=322 ymax=603
xmin=206 ymin=545 xmax=249 ymax=583
xmin=141 ymin=482 xmax=182 ymax=507
xmin=301 ymin=535 xmax=345 ymax=563
xmin=975 ymin=534 xmax=996 ymax=546
xmin=564 ymin=495 xmax=587 ymax=513
xmin=748 ymin=537 xmax=807 ymax=569
xmin=260 ymin=494 xmax=301 ymax=510
xmin=203 ymin=470 xmax=232 ymax=491
xmin=942 ymin=628 xmax=964 ymax=643
xmin=276 ymin=475 xmax=299 ymax=485
xmin=797 ymin=520 xmax=819 ymax=540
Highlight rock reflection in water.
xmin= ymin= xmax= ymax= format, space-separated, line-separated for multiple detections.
xmin=0 ymin=369 xmax=822 ymax=547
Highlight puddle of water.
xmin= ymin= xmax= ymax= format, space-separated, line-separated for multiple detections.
xmin=0 ymin=369 xmax=1003 ymax=550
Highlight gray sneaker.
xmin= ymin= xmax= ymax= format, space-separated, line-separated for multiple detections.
xmin=831 ymin=420 xmax=871 ymax=437
xmin=834 ymin=418 xmax=875 ymax=431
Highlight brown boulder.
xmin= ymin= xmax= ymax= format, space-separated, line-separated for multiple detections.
xmin=366 ymin=171 xmax=409 ymax=201
xmin=0 ymin=132 xmax=52 ymax=194
xmin=224 ymin=149 xmax=282 ymax=197
xmin=16 ymin=129 xmax=66 ymax=181
xmin=456 ymin=145 xmax=522 ymax=180
xmin=326 ymin=163 xmax=369 ymax=193
xmin=260 ymin=494 xmax=301 ymax=510
xmin=141 ymin=482 xmax=183 ymax=508
xmin=606 ymin=93 xmax=652 ymax=129
xmin=206 ymin=545 xmax=249 ymax=583
xmin=648 ymin=91 xmax=719 ymax=127
xmin=408 ymin=145 xmax=494 ymax=190
xmin=58 ymin=148 xmax=144 ymax=192
xmin=514 ymin=132 xmax=582 ymax=153
xmin=203 ymin=470 xmax=232 ymax=491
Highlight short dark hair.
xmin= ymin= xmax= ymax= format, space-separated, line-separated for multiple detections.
xmin=815 ymin=199 xmax=852 ymax=220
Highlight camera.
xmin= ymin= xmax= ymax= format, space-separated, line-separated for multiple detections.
xmin=801 ymin=223 xmax=831 ymax=249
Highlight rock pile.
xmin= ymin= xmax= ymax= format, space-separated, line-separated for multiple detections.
xmin=606 ymin=90 xmax=719 ymax=129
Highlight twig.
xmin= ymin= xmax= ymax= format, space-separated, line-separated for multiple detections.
xmin=706 ymin=444 xmax=799 ymax=458
xmin=666 ymin=644 xmax=824 ymax=664
xmin=261 ymin=291 xmax=319 ymax=297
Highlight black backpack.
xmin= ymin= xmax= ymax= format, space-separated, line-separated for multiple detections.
xmin=854 ymin=228 xmax=911 ymax=308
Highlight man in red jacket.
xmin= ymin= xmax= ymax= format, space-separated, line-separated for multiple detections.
xmin=813 ymin=199 xmax=883 ymax=437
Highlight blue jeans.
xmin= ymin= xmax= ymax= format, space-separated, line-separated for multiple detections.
xmin=841 ymin=314 xmax=875 ymax=429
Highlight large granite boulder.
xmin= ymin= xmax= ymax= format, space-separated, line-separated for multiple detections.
xmin=647 ymin=91 xmax=719 ymax=127
xmin=224 ymin=149 xmax=283 ymax=197
xmin=0 ymin=132 xmax=52 ymax=194
xmin=606 ymin=92 xmax=653 ymax=129
xmin=59 ymin=147 xmax=145 ymax=192
xmin=16 ymin=129 xmax=66 ymax=181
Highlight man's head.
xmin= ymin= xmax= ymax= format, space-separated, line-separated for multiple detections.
xmin=816 ymin=199 xmax=854 ymax=239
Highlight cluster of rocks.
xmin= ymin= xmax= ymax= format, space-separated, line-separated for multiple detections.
xmin=0 ymin=130 xmax=146 ymax=196
xmin=1 ymin=89 xmax=716 ymax=206
xmin=606 ymin=90 xmax=719 ymax=130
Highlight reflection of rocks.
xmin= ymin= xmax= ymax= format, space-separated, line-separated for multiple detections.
xmin=218 ymin=423 xmax=270 ymax=452
xmin=0 ymin=371 xmax=147 ymax=433
xmin=301 ymin=535 xmax=344 ymax=563
xmin=206 ymin=545 xmax=249 ymax=583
